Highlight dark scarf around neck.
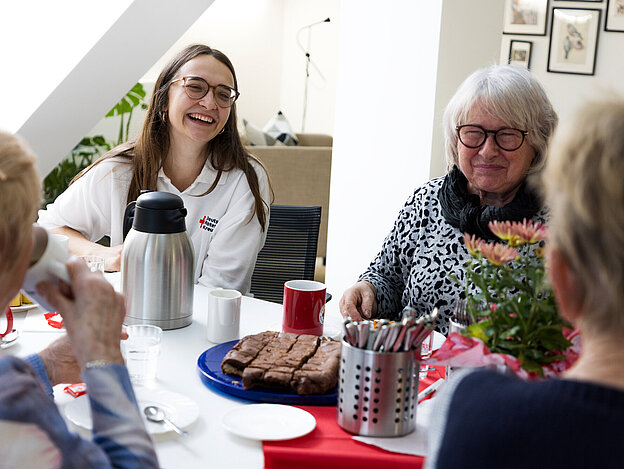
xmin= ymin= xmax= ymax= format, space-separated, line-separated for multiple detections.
xmin=438 ymin=166 xmax=541 ymax=241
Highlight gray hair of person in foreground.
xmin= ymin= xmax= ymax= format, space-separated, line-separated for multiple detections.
xmin=542 ymin=96 xmax=624 ymax=335
xmin=443 ymin=64 xmax=558 ymax=174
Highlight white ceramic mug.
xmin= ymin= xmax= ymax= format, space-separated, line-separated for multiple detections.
xmin=22 ymin=226 xmax=72 ymax=311
xmin=207 ymin=289 xmax=241 ymax=343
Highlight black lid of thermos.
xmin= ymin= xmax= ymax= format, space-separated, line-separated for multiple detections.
xmin=126 ymin=191 xmax=188 ymax=235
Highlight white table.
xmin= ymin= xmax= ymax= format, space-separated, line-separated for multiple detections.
xmin=6 ymin=273 xmax=345 ymax=469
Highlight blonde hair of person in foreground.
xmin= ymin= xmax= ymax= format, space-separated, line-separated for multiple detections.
xmin=0 ymin=130 xmax=40 ymax=275
xmin=543 ymin=96 xmax=624 ymax=390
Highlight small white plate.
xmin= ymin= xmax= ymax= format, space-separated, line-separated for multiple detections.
xmin=222 ymin=404 xmax=316 ymax=441
xmin=0 ymin=329 xmax=19 ymax=349
xmin=10 ymin=304 xmax=38 ymax=313
xmin=65 ymin=387 xmax=199 ymax=434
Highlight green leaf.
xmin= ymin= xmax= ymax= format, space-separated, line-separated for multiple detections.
xmin=105 ymin=82 xmax=147 ymax=117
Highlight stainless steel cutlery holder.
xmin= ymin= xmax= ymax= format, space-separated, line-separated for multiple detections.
xmin=337 ymin=340 xmax=419 ymax=437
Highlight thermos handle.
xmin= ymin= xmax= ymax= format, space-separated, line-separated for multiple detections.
xmin=122 ymin=201 xmax=136 ymax=241
xmin=123 ymin=190 xmax=153 ymax=240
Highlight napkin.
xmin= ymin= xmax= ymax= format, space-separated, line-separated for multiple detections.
xmin=263 ymin=405 xmax=425 ymax=469
xmin=22 ymin=309 xmax=65 ymax=332
xmin=262 ymin=367 xmax=445 ymax=469
xmin=352 ymin=397 xmax=435 ymax=456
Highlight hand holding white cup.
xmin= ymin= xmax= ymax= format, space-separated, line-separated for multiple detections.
xmin=22 ymin=226 xmax=72 ymax=311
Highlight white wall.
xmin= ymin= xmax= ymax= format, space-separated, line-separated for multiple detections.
xmin=8 ymin=0 xmax=215 ymax=178
xmin=499 ymin=2 xmax=624 ymax=124
xmin=279 ymin=0 xmax=340 ymax=134
xmin=429 ymin=0 xmax=504 ymax=178
xmin=325 ymin=0 xmax=443 ymax=300
xmin=0 ymin=0 xmax=133 ymax=133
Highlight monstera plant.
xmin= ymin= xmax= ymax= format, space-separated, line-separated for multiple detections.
xmin=41 ymin=83 xmax=147 ymax=208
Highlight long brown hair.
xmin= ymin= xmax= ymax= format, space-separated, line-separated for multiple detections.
xmin=74 ymin=44 xmax=270 ymax=230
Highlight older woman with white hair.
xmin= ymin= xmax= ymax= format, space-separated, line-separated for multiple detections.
xmin=425 ymin=97 xmax=624 ymax=468
xmin=340 ymin=65 xmax=557 ymax=332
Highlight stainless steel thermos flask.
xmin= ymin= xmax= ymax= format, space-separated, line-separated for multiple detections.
xmin=121 ymin=191 xmax=194 ymax=330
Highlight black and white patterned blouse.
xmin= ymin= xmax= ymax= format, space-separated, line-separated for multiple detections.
xmin=358 ymin=176 xmax=547 ymax=335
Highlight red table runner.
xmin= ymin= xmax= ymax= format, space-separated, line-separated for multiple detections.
xmin=263 ymin=367 xmax=444 ymax=469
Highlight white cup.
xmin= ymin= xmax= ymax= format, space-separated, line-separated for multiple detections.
xmin=122 ymin=324 xmax=162 ymax=387
xmin=207 ymin=289 xmax=241 ymax=344
xmin=22 ymin=226 xmax=72 ymax=311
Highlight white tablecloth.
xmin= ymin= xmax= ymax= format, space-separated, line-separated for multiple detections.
xmin=6 ymin=272 xmax=346 ymax=469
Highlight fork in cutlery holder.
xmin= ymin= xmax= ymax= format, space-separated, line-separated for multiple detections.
xmin=337 ymin=340 xmax=419 ymax=437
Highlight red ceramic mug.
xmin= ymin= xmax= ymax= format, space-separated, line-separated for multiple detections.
xmin=1 ymin=307 xmax=14 ymax=338
xmin=282 ymin=280 xmax=326 ymax=336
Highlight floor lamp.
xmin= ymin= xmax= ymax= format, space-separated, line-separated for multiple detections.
xmin=297 ymin=17 xmax=330 ymax=133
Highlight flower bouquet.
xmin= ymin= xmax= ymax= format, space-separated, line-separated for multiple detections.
xmin=427 ymin=219 xmax=580 ymax=379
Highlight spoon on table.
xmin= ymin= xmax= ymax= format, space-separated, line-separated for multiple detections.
xmin=0 ymin=330 xmax=19 ymax=349
xmin=144 ymin=405 xmax=188 ymax=436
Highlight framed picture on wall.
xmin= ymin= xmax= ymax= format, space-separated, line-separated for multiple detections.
xmin=547 ymin=8 xmax=601 ymax=75
xmin=605 ymin=0 xmax=624 ymax=32
xmin=508 ymin=40 xmax=533 ymax=68
xmin=503 ymin=0 xmax=549 ymax=35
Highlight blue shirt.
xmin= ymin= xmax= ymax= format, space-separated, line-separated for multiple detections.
xmin=0 ymin=354 xmax=159 ymax=468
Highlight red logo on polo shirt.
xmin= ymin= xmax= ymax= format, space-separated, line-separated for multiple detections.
xmin=199 ymin=215 xmax=218 ymax=232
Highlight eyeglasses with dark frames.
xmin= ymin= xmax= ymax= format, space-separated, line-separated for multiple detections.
xmin=171 ymin=76 xmax=240 ymax=108
xmin=456 ymin=124 xmax=528 ymax=152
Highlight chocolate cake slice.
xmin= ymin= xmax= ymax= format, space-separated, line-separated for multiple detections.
xmin=242 ymin=334 xmax=318 ymax=390
xmin=221 ymin=331 xmax=277 ymax=376
xmin=292 ymin=339 xmax=341 ymax=394
xmin=222 ymin=331 xmax=341 ymax=395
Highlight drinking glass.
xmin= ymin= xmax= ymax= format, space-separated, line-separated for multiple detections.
xmin=80 ymin=255 xmax=105 ymax=273
xmin=122 ymin=324 xmax=162 ymax=387
xmin=419 ymin=333 xmax=433 ymax=379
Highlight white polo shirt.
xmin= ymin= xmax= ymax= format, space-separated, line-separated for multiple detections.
xmin=37 ymin=157 xmax=270 ymax=294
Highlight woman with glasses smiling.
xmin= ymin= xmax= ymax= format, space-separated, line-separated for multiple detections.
xmin=38 ymin=44 xmax=271 ymax=294
xmin=339 ymin=65 xmax=557 ymax=333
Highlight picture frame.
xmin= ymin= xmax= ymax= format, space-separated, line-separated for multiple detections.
xmin=547 ymin=8 xmax=601 ymax=75
xmin=503 ymin=0 xmax=549 ymax=35
xmin=508 ymin=40 xmax=533 ymax=69
xmin=605 ymin=0 xmax=624 ymax=32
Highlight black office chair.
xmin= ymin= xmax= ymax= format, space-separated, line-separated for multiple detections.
xmin=250 ymin=205 xmax=322 ymax=303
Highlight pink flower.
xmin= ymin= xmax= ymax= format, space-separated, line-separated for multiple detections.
xmin=479 ymin=241 xmax=520 ymax=266
xmin=490 ymin=303 xmax=498 ymax=312
xmin=463 ymin=233 xmax=484 ymax=256
xmin=489 ymin=219 xmax=547 ymax=246
xmin=489 ymin=220 xmax=513 ymax=242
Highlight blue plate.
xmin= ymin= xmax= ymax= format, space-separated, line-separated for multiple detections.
xmin=197 ymin=340 xmax=338 ymax=406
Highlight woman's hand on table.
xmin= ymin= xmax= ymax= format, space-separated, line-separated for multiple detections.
xmin=35 ymin=257 xmax=126 ymax=370
xmin=51 ymin=227 xmax=122 ymax=272
xmin=339 ymin=281 xmax=378 ymax=321
xmin=97 ymin=244 xmax=122 ymax=272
